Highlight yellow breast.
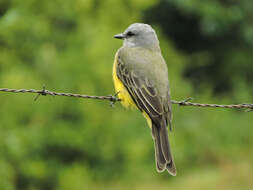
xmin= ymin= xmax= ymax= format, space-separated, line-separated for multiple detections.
xmin=112 ymin=52 xmax=136 ymax=109
xmin=112 ymin=51 xmax=152 ymax=128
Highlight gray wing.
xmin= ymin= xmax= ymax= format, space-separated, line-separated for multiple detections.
xmin=116 ymin=54 xmax=171 ymax=128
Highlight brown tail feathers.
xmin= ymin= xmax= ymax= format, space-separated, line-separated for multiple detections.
xmin=151 ymin=122 xmax=176 ymax=176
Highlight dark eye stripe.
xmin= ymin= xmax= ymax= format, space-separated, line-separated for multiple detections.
xmin=127 ymin=31 xmax=135 ymax=37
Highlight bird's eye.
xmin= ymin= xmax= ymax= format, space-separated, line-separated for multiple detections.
xmin=126 ymin=31 xmax=135 ymax=37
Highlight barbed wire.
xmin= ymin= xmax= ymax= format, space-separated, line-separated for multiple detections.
xmin=0 ymin=87 xmax=253 ymax=111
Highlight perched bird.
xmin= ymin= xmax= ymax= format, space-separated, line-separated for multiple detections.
xmin=113 ymin=23 xmax=176 ymax=176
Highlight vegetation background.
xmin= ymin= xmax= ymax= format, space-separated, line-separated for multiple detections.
xmin=0 ymin=0 xmax=253 ymax=189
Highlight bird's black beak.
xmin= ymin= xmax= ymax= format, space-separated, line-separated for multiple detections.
xmin=114 ymin=33 xmax=125 ymax=39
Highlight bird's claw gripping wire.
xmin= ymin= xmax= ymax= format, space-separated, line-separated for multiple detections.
xmin=109 ymin=91 xmax=120 ymax=107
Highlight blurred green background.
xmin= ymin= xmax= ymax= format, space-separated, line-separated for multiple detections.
xmin=0 ymin=0 xmax=253 ymax=189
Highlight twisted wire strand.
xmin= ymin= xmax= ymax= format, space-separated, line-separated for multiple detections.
xmin=0 ymin=88 xmax=119 ymax=102
xmin=170 ymin=100 xmax=253 ymax=110
xmin=0 ymin=88 xmax=253 ymax=110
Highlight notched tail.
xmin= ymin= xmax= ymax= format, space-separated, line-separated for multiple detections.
xmin=151 ymin=121 xmax=176 ymax=176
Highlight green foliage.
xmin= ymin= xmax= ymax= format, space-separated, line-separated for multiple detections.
xmin=144 ymin=0 xmax=253 ymax=95
xmin=0 ymin=0 xmax=253 ymax=189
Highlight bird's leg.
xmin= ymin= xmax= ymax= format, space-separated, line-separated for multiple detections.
xmin=109 ymin=91 xmax=121 ymax=107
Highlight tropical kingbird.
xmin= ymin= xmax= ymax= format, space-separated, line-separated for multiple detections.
xmin=113 ymin=23 xmax=176 ymax=176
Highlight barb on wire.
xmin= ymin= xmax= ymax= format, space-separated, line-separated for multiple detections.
xmin=0 ymin=87 xmax=120 ymax=105
xmin=171 ymin=99 xmax=253 ymax=110
xmin=34 ymin=84 xmax=47 ymax=101
xmin=0 ymin=87 xmax=253 ymax=111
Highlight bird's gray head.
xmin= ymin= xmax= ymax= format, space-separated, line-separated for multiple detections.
xmin=114 ymin=23 xmax=160 ymax=51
